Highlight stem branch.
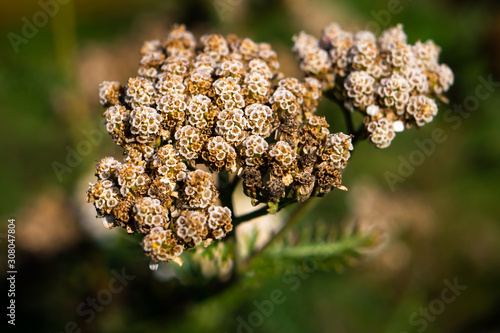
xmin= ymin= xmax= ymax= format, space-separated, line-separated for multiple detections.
xmin=243 ymin=198 xmax=316 ymax=267
xmin=233 ymin=198 xmax=297 ymax=226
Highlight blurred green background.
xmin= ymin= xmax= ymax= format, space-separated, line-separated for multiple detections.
xmin=1 ymin=0 xmax=500 ymax=332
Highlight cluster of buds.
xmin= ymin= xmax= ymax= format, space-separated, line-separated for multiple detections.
xmin=88 ymin=25 xmax=351 ymax=265
xmin=293 ymin=24 xmax=453 ymax=148
xmin=89 ymin=23 xmax=452 ymax=266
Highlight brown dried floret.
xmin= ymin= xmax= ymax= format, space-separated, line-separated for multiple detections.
xmin=318 ymin=133 xmax=353 ymax=169
xmin=202 ymin=136 xmax=237 ymax=172
xmin=278 ymin=115 xmax=301 ymax=142
xmin=87 ymin=180 xmax=120 ymax=216
xmin=181 ymin=170 xmax=218 ymax=210
xmin=116 ymin=162 xmax=150 ymax=197
xmin=125 ymin=77 xmax=156 ymax=108
xmin=157 ymin=93 xmax=187 ymax=130
xmin=186 ymin=94 xmax=218 ymax=130
xmin=244 ymin=103 xmax=276 ymax=137
xmin=174 ymin=125 xmax=205 ymax=160
xmin=215 ymin=109 xmax=248 ymax=143
xmin=263 ymin=177 xmax=286 ymax=203
xmin=123 ymin=143 xmax=155 ymax=165
xmin=99 ymin=81 xmax=123 ymax=107
xmin=294 ymin=172 xmax=316 ymax=201
xmin=314 ymin=163 xmax=343 ymax=196
xmin=103 ymin=105 xmax=130 ymax=145
xmin=151 ymin=144 xmax=187 ymax=181
xmin=142 ymin=227 xmax=184 ymax=262
xmin=207 ymin=206 xmax=233 ymax=239
xmin=95 ymin=157 xmax=121 ymax=180
xmin=129 ymin=106 xmax=162 ymax=144
xmin=175 ymin=210 xmax=208 ymax=246
xmin=239 ymin=135 xmax=269 ymax=167
xmin=111 ymin=198 xmax=134 ymax=229
xmin=240 ymin=167 xmax=263 ymax=200
xmin=297 ymin=152 xmax=317 ymax=172
xmin=132 ymin=196 xmax=169 ymax=233
xmin=147 ymin=178 xmax=176 ymax=208
xmin=163 ymin=24 xmax=196 ymax=57
xmin=301 ymin=116 xmax=330 ymax=145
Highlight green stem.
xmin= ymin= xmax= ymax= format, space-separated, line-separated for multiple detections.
xmin=242 ymin=198 xmax=316 ymax=267
xmin=324 ymin=88 xmax=365 ymax=142
xmin=219 ymin=172 xmax=239 ymax=214
xmin=340 ymin=103 xmax=355 ymax=135
xmin=233 ymin=198 xmax=297 ymax=226
xmin=233 ymin=206 xmax=267 ymax=225
xmin=264 ymin=233 xmax=373 ymax=258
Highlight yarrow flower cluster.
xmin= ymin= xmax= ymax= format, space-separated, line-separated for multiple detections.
xmin=293 ymin=24 xmax=453 ymax=148
xmin=88 ymin=25 xmax=354 ymax=266
xmin=88 ymin=23 xmax=452 ymax=267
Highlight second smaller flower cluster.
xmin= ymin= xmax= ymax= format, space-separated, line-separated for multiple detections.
xmin=293 ymin=24 xmax=454 ymax=148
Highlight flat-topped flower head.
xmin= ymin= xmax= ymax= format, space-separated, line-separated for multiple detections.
xmin=89 ymin=23 xmax=449 ymax=267
xmin=293 ymin=23 xmax=453 ymax=148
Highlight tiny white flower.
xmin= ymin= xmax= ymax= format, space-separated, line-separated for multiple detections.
xmin=393 ymin=120 xmax=405 ymax=132
xmin=366 ymin=105 xmax=380 ymax=116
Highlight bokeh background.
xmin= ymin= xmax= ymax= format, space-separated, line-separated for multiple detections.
xmin=1 ymin=0 xmax=500 ymax=332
